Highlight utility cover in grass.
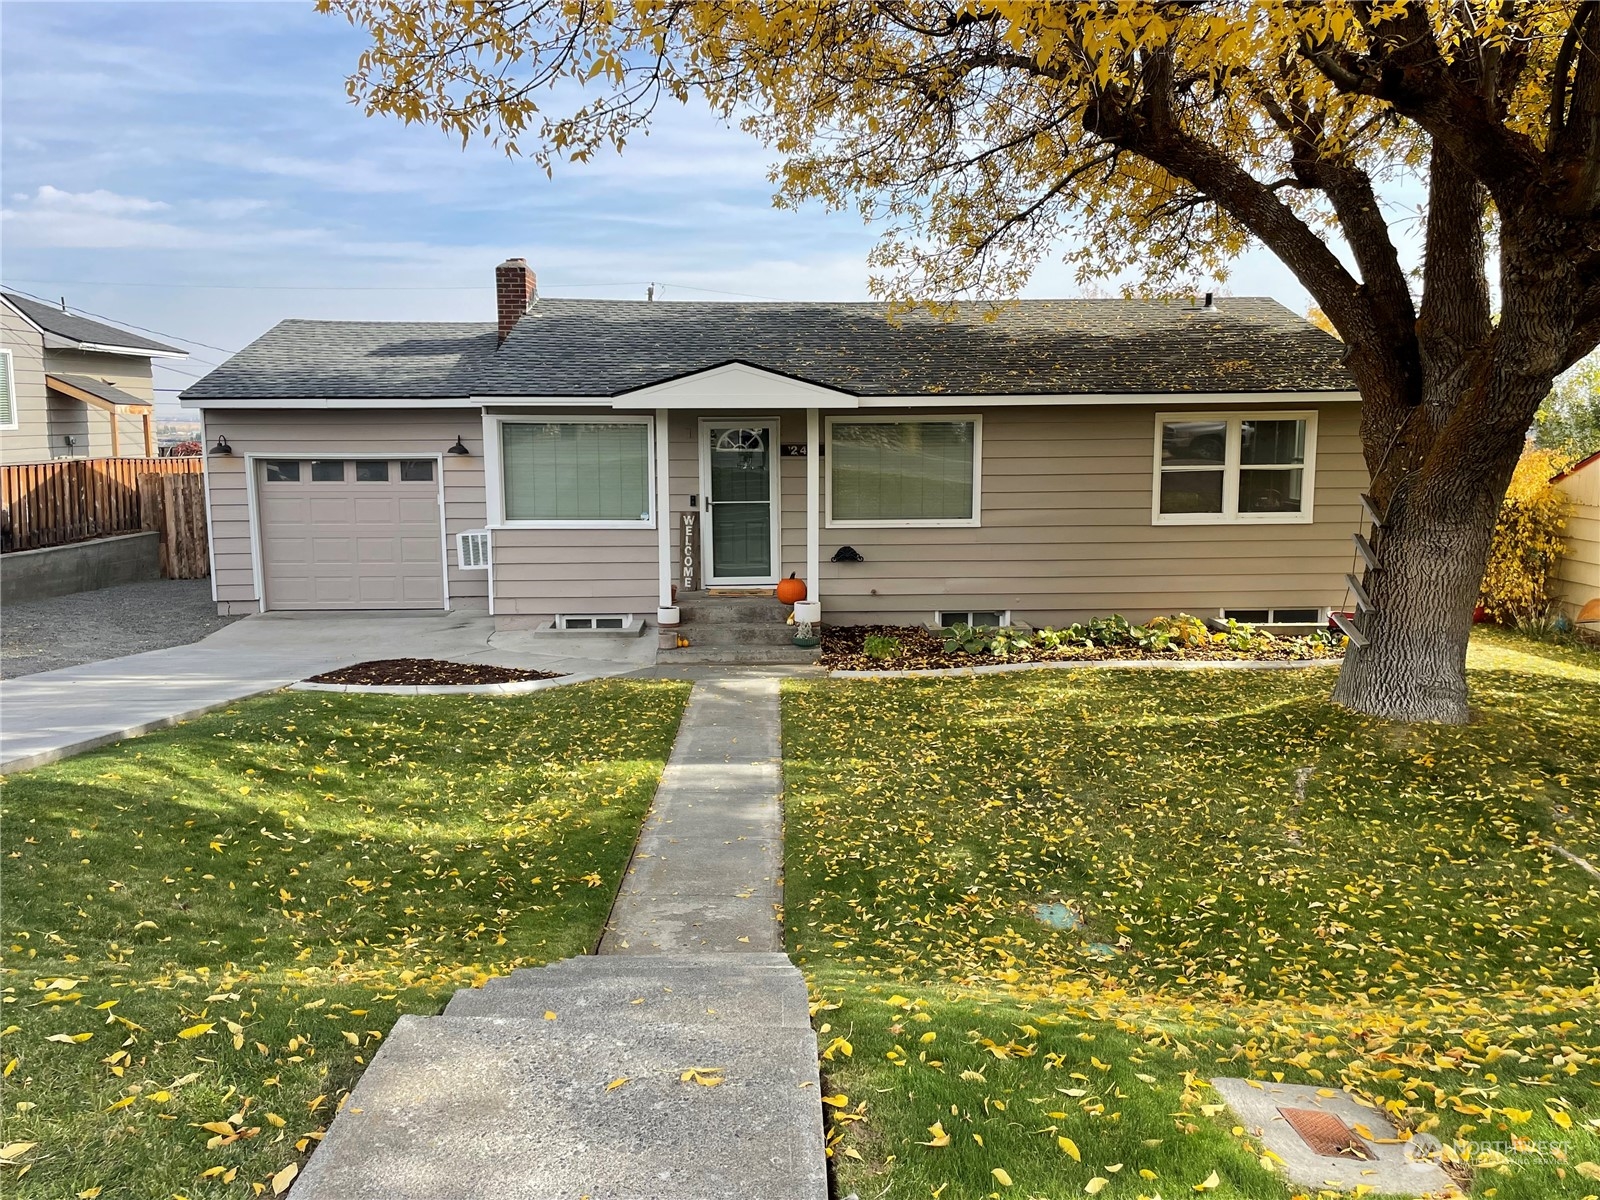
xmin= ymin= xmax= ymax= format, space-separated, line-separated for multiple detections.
xmin=1211 ymin=1078 xmax=1460 ymax=1196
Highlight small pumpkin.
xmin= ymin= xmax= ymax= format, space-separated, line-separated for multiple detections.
xmin=776 ymin=573 xmax=807 ymax=605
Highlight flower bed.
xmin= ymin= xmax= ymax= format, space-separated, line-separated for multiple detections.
xmin=821 ymin=614 xmax=1344 ymax=672
xmin=306 ymin=658 xmax=567 ymax=686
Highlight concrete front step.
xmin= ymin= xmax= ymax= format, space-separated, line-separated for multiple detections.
xmin=449 ymin=970 xmax=812 ymax=1028
xmin=289 ymin=1011 xmax=828 ymax=1200
xmin=676 ymin=597 xmax=793 ymax=624
xmin=668 ymin=622 xmax=800 ymax=647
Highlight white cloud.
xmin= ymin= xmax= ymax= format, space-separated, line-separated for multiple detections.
xmin=27 ymin=185 xmax=170 ymax=215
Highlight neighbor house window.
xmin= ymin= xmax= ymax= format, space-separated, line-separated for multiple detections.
xmin=1153 ymin=413 xmax=1315 ymax=524
xmin=497 ymin=418 xmax=653 ymax=526
xmin=828 ymin=417 xmax=980 ymax=526
xmin=0 ymin=349 xmax=16 ymax=431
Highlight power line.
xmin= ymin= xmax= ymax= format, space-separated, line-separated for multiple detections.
xmin=3 ymin=277 xmax=790 ymax=301
xmin=2 ymin=284 xmax=236 ymax=356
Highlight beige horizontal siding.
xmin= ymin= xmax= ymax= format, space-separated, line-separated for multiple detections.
xmin=1 ymin=308 xmax=50 ymax=463
xmin=200 ymin=399 xmax=1365 ymax=627
xmin=1555 ymin=462 xmax=1599 ymax=616
xmin=808 ymin=402 xmax=1365 ymax=625
xmin=202 ymin=410 xmax=487 ymax=611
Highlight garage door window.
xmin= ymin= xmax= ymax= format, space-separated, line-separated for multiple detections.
xmin=400 ymin=460 xmax=434 ymax=482
xmin=264 ymin=461 xmax=301 ymax=483
xmin=356 ymin=461 xmax=390 ymax=483
xmin=312 ymin=460 xmax=347 ymax=483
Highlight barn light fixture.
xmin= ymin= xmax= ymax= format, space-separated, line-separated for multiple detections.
xmin=209 ymin=435 xmax=233 ymax=456
xmin=447 ymin=436 xmax=471 ymax=456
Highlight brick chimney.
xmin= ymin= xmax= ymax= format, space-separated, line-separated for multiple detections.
xmin=496 ymin=258 xmax=536 ymax=344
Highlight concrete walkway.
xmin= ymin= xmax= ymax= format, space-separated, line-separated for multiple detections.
xmin=601 ymin=673 xmax=786 ymax=953
xmin=0 ymin=611 xmax=657 ymax=774
xmin=289 ymin=672 xmax=829 ymax=1199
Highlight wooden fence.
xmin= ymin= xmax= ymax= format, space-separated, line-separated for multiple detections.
xmin=138 ymin=472 xmax=209 ymax=579
xmin=1 ymin=456 xmax=203 ymax=555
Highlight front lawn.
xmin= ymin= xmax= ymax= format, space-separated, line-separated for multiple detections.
xmin=783 ymin=632 xmax=1600 ymax=1199
xmin=0 ymin=679 xmax=689 ymax=1198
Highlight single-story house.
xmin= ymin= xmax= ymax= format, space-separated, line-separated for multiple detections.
xmin=1 ymin=291 xmax=189 ymax=463
xmin=180 ymin=258 xmax=1365 ymax=631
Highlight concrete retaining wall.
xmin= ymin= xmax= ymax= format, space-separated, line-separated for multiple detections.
xmin=1 ymin=531 xmax=162 ymax=604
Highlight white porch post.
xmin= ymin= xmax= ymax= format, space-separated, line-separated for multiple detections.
xmin=798 ymin=406 xmax=822 ymax=626
xmin=656 ymin=407 xmax=679 ymax=625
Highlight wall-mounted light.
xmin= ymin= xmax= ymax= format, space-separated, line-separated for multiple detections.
xmin=447 ymin=436 xmax=471 ymax=456
xmin=209 ymin=435 xmax=233 ymax=456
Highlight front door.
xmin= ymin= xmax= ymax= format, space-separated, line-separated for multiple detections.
xmin=702 ymin=420 xmax=778 ymax=585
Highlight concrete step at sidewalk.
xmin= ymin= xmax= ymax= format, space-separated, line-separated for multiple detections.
xmin=288 ymin=1013 xmax=828 ymax=1200
xmin=658 ymin=644 xmax=820 ymax=665
xmin=449 ymin=968 xmax=811 ymax=1028
xmin=495 ymin=955 xmax=798 ymax=982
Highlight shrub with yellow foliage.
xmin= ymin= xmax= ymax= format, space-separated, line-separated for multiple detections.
xmin=1478 ymin=449 xmax=1572 ymax=624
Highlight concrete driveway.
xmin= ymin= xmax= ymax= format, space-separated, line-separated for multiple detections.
xmin=0 ymin=611 xmax=658 ymax=774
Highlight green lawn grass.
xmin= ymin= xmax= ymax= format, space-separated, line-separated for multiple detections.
xmin=1 ymin=679 xmax=689 ymax=1198
xmin=783 ymin=632 xmax=1600 ymax=1199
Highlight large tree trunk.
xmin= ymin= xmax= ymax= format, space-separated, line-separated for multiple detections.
xmin=1329 ymin=465 xmax=1508 ymax=723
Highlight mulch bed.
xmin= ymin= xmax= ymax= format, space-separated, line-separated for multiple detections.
xmin=306 ymin=658 xmax=568 ymax=686
xmin=821 ymin=624 xmax=1344 ymax=672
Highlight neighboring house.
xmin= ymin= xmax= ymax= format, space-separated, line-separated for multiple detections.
xmin=180 ymin=258 xmax=1365 ymax=629
xmin=1 ymin=292 xmax=188 ymax=463
xmin=1553 ymin=451 xmax=1600 ymax=623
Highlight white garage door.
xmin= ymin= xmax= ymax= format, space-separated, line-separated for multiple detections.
xmin=258 ymin=457 xmax=444 ymax=610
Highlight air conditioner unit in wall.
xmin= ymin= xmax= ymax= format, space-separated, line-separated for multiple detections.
xmin=457 ymin=529 xmax=491 ymax=570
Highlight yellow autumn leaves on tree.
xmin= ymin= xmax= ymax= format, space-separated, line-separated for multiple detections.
xmin=1478 ymin=448 xmax=1572 ymax=623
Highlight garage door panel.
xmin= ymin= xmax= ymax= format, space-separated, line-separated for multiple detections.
xmin=258 ymin=460 xmax=444 ymax=611
xmin=309 ymin=497 xmax=357 ymax=523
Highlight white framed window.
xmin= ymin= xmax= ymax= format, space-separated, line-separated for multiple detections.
xmin=0 ymin=348 xmax=15 ymax=431
xmin=1153 ymin=411 xmax=1316 ymax=525
xmin=827 ymin=415 xmax=981 ymax=527
xmin=557 ymin=613 xmax=631 ymax=630
xmin=1221 ymin=606 xmax=1326 ymax=626
xmin=937 ymin=609 xmax=1009 ymax=628
xmin=486 ymin=415 xmax=656 ymax=529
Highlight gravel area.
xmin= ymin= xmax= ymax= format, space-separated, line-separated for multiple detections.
xmin=1 ymin=579 xmax=241 ymax=678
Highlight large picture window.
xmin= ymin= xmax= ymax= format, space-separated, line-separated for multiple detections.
xmin=828 ymin=417 xmax=980 ymax=526
xmin=1153 ymin=412 xmax=1315 ymax=524
xmin=498 ymin=419 xmax=653 ymax=526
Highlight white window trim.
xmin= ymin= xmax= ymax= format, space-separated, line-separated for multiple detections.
xmin=1152 ymin=410 xmax=1317 ymax=526
xmin=1219 ymin=606 xmax=1329 ymax=626
xmin=483 ymin=413 xmax=658 ymax=530
xmin=936 ymin=609 xmax=1011 ymax=628
xmin=0 ymin=349 xmax=17 ymax=431
xmin=825 ymin=413 xmax=983 ymax=529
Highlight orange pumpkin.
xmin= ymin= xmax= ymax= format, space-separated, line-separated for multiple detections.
xmin=776 ymin=573 xmax=807 ymax=604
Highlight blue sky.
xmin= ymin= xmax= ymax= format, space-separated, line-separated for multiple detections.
xmin=3 ymin=1 xmax=1313 ymax=415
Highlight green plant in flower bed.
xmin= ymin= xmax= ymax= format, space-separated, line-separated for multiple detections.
xmin=863 ymin=633 xmax=903 ymax=660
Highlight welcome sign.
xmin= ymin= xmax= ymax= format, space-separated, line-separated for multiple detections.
xmin=680 ymin=511 xmax=700 ymax=591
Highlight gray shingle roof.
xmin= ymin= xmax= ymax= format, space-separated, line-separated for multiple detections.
xmin=180 ymin=320 xmax=498 ymax=400
xmin=47 ymin=374 xmax=151 ymax=409
xmin=3 ymin=292 xmax=186 ymax=356
xmin=181 ymin=297 xmax=1350 ymax=401
xmin=481 ymin=297 xmax=1349 ymax=396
